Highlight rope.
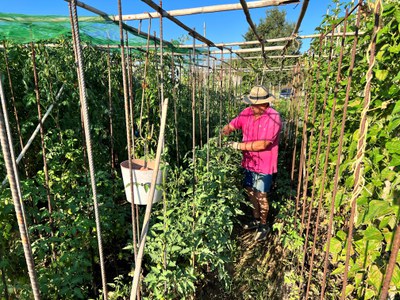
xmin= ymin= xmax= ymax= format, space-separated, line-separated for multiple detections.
xmin=0 ymin=76 xmax=41 ymax=299
xmin=68 ymin=1 xmax=108 ymax=298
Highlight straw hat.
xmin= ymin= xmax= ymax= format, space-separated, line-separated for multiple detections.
xmin=242 ymin=85 xmax=275 ymax=105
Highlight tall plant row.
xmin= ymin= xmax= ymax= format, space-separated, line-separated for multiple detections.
xmin=0 ymin=39 xmax=238 ymax=299
xmin=289 ymin=1 xmax=400 ymax=299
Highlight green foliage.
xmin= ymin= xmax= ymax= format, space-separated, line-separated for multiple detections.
xmin=0 ymin=34 xmax=239 ymax=298
xmin=293 ymin=1 xmax=400 ymax=299
xmin=122 ymin=138 xmax=243 ymax=299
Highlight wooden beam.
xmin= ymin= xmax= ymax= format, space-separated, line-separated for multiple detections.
xmin=179 ymin=37 xmax=294 ymax=48
xmin=301 ymin=31 xmax=365 ymax=39
xmin=140 ymin=0 xmax=223 ymax=51
xmin=140 ymin=0 xmax=255 ymax=72
xmin=227 ymin=55 xmax=303 ymax=60
xmin=178 ymin=32 xmax=363 ymax=49
xmin=210 ymin=46 xmax=284 ymax=54
xmin=239 ymin=0 xmax=268 ymax=66
xmin=219 ymin=68 xmax=296 ymax=73
xmin=115 ymin=0 xmax=299 ymax=21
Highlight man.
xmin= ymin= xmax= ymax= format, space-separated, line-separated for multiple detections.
xmin=222 ymin=85 xmax=281 ymax=242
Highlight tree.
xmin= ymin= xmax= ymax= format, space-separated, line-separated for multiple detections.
xmin=239 ymin=8 xmax=301 ymax=90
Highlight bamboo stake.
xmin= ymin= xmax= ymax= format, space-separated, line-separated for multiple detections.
xmin=158 ymin=8 xmax=168 ymax=295
xmin=341 ymin=1 xmax=381 ymax=296
xmin=210 ymin=46 xmax=284 ymax=54
xmin=206 ymin=47 xmax=211 ymax=169
xmin=130 ymin=98 xmax=169 ymax=300
xmin=300 ymin=26 xmax=336 ymax=283
xmin=320 ymin=2 xmax=362 ymax=297
xmin=190 ymin=32 xmax=197 ymax=273
xmin=1 ymin=86 xmax=64 ymax=186
xmin=289 ymin=64 xmax=302 ymax=185
xmin=117 ymin=3 xmax=139 ymax=299
xmin=126 ymin=32 xmax=136 ymax=160
xmin=296 ymin=35 xmax=323 ymax=276
xmin=170 ymin=52 xmax=180 ymax=166
xmin=219 ymin=49 xmax=224 ymax=147
xmin=294 ymin=61 xmax=311 ymax=217
xmin=117 ymin=0 xmax=299 ymax=20
xmin=2 ymin=42 xmax=24 ymax=155
xmin=380 ymin=224 xmax=400 ymax=300
xmin=106 ymin=46 xmax=115 ymax=175
xmin=0 ymin=75 xmax=41 ymax=300
xmin=305 ymin=9 xmax=349 ymax=298
xmin=31 ymin=43 xmax=54 ymax=254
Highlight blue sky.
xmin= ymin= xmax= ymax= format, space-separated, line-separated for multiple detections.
xmin=1 ymin=0 xmax=337 ymax=52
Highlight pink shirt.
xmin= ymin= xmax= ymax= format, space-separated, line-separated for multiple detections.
xmin=230 ymin=106 xmax=281 ymax=175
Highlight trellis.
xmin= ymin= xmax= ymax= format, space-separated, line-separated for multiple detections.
xmin=0 ymin=0 xmax=398 ymax=299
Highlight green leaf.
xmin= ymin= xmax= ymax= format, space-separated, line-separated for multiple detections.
xmin=331 ymin=263 xmax=345 ymax=275
xmin=364 ymin=288 xmax=376 ymax=300
xmin=389 ymin=154 xmax=400 ymax=167
xmin=391 ymin=264 xmax=400 ymax=287
xmin=375 ymin=69 xmax=389 ymax=81
xmin=367 ymin=264 xmax=383 ymax=291
xmin=393 ymin=99 xmax=400 ymax=114
xmin=329 ymin=237 xmax=343 ymax=254
xmin=386 ymin=139 xmax=400 ymax=154
xmin=388 ymin=117 xmax=400 ymax=133
xmin=383 ymin=229 xmax=397 ymax=252
xmin=345 ymin=284 xmax=354 ymax=297
xmin=389 ymin=44 xmax=400 ymax=54
xmin=336 ymin=230 xmax=347 ymax=241
xmin=364 ymin=226 xmax=383 ymax=241
xmin=379 ymin=215 xmax=397 ymax=230
xmin=364 ymin=200 xmax=394 ymax=222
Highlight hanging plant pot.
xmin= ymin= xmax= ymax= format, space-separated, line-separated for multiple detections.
xmin=120 ymin=159 xmax=165 ymax=205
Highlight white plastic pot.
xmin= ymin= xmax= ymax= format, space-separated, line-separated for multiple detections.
xmin=120 ymin=159 xmax=164 ymax=205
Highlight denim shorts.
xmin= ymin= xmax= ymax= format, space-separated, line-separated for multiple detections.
xmin=243 ymin=169 xmax=274 ymax=193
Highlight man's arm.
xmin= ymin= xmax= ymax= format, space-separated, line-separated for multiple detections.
xmin=232 ymin=140 xmax=272 ymax=151
xmin=221 ymin=124 xmax=236 ymax=136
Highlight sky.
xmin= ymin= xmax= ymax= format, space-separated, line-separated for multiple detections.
xmin=1 ymin=0 xmax=338 ymax=53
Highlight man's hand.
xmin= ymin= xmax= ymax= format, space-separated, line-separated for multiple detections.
xmin=225 ymin=141 xmax=240 ymax=150
xmin=221 ymin=124 xmax=234 ymax=136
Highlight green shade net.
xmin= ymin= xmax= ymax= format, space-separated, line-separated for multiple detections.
xmin=0 ymin=12 xmax=194 ymax=54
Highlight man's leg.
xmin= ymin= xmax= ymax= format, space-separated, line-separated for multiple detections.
xmin=245 ymin=187 xmax=260 ymax=219
xmin=255 ymin=191 xmax=269 ymax=225
xmin=242 ymin=187 xmax=261 ymax=230
xmin=253 ymin=173 xmax=273 ymax=241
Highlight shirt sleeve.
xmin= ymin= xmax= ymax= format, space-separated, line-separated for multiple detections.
xmin=264 ymin=111 xmax=281 ymax=143
xmin=229 ymin=113 xmax=243 ymax=130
